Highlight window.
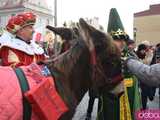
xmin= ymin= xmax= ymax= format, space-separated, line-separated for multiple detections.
xmin=11 ymin=13 xmax=16 ymax=16
xmin=39 ymin=18 xmax=42 ymax=23
xmin=47 ymin=19 xmax=50 ymax=25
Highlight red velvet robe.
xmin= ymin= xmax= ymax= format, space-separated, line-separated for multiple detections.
xmin=0 ymin=46 xmax=45 ymax=67
xmin=0 ymin=32 xmax=46 ymax=67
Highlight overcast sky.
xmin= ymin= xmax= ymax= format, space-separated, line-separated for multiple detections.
xmin=46 ymin=0 xmax=160 ymax=38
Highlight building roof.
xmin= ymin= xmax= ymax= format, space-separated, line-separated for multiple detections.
xmin=0 ymin=0 xmax=50 ymax=11
xmin=0 ymin=0 xmax=23 ymax=10
xmin=134 ymin=4 xmax=160 ymax=17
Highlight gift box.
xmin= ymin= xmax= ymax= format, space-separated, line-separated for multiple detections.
xmin=25 ymin=77 xmax=68 ymax=120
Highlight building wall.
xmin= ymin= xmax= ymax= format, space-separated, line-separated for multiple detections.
xmin=24 ymin=8 xmax=53 ymax=34
xmin=0 ymin=0 xmax=53 ymax=35
xmin=0 ymin=8 xmax=25 ymax=28
xmin=134 ymin=15 xmax=160 ymax=45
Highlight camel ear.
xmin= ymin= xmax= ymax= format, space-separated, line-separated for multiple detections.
xmin=46 ymin=25 xmax=62 ymax=35
xmin=46 ymin=25 xmax=73 ymax=40
xmin=79 ymin=18 xmax=88 ymax=27
xmin=46 ymin=25 xmax=56 ymax=32
xmin=79 ymin=18 xmax=94 ymax=51
xmin=78 ymin=18 xmax=89 ymax=41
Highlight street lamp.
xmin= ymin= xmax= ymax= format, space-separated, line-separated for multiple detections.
xmin=53 ymin=0 xmax=60 ymax=56
xmin=54 ymin=0 xmax=57 ymax=27
xmin=133 ymin=27 xmax=137 ymax=41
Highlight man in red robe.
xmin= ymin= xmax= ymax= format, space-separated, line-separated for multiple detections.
xmin=0 ymin=12 xmax=45 ymax=67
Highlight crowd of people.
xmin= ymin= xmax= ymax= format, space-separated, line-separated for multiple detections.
xmin=127 ymin=39 xmax=160 ymax=109
xmin=0 ymin=9 xmax=160 ymax=120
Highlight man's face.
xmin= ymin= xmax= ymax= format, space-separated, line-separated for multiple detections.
xmin=16 ymin=25 xmax=34 ymax=42
xmin=128 ymin=43 xmax=136 ymax=51
xmin=113 ymin=39 xmax=126 ymax=52
xmin=156 ymin=48 xmax=160 ymax=63
xmin=140 ymin=49 xmax=146 ymax=55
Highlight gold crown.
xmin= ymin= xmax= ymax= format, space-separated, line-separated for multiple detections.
xmin=110 ymin=29 xmax=127 ymax=37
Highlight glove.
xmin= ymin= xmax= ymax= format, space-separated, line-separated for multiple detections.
xmin=121 ymin=50 xmax=139 ymax=75
xmin=121 ymin=50 xmax=139 ymax=63
xmin=128 ymin=50 xmax=139 ymax=59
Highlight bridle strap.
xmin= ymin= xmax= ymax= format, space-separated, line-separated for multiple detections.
xmin=90 ymin=49 xmax=123 ymax=86
xmin=90 ymin=49 xmax=97 ymax=65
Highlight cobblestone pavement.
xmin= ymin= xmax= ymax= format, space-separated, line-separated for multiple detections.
xmin=147 ymin=89 xmax=160 ymax=109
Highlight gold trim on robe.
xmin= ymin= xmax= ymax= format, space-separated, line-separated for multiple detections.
xmin=120 ymin=78 xmax=133 ymax=120
xmin=8 ymin=50 xmax=20 ymax=67
xmin=124 ymin=78 xmax=133 ymax=88
xmin=120 ymin=85 xmax=132 ymax=120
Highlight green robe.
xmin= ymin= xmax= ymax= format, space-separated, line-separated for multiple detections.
xmin=97 ymin=50 xmax=142 ymax=120
xmin=97 ymin=75 xmax=142 ymax=120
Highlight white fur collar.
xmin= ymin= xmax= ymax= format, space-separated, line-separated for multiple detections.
xmin=0 ymin=32 xmax=44 ymax=55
